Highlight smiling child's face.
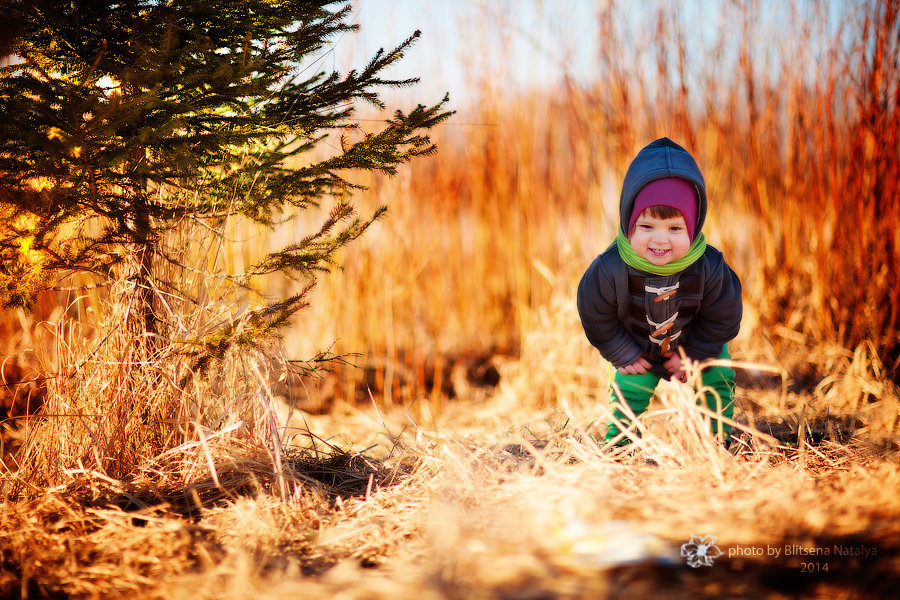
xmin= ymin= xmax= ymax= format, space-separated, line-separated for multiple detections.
xmin=628 ymin=210 xmax=691 ymax=266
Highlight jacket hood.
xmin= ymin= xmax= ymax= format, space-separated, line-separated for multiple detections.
xmin=619 ymin=137 xmax=707 ymax=237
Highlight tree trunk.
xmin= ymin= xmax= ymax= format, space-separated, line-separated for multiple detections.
xmin=126 ymin=193 xmax=159 ymax=352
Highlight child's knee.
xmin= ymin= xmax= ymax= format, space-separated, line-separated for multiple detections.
xmin=702 ymin=366 xmax=735 ymax=398
xmin=699 ymin=365 xmax=735 ymax=418
xmin=613 ymin=371 xmax=660 ymax=403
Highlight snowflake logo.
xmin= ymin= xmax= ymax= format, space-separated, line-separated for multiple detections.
xmin=680 ymin=534 xmax=723 ymax=568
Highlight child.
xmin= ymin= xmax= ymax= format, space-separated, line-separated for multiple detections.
xmin=576 ymin=137 xmax=742 ymax=446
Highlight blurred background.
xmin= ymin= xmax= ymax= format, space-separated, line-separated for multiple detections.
xmin=275 ymin=0 xmax=898 ymax=409
xmin=3 ymin=0 xmax=898 ymax=414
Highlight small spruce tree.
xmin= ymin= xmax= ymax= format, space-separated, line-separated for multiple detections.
xmin=0 ymin=0 xmax=451 ymax=483
xmin=0 ymin=0 xmax=449 ymax=355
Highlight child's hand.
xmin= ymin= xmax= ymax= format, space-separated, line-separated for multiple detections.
xmin=663 ymin=353 xmax=687 ymax=382
xmin=617 ymin=357 xmax=652 ymax=375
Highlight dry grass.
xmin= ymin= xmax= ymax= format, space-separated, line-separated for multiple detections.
xmin=1 ymin=1 xmax=900 ymax=598
xmin=1 ymin=351 xmax=899 ymax=598
xmin=2 ymin=282 xmax=899 ymax=598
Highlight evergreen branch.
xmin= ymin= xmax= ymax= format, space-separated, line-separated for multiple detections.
xmin=247 ymin=202 xmax=386 ymax=279
xmin=178 ymin=287 xmax=315 ymax=386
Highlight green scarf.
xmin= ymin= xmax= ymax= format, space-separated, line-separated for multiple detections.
xmin=615 ymin=231 xmax=707 ymax=275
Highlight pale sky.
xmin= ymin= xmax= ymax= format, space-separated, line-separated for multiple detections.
xmin=336 ymin=0 xmax=602 ymax=109
xmin=329 ymin=0 xmax=852 ymax=113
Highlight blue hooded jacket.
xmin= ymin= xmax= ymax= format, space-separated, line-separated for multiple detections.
xmin=576 ymin=138 xmax=742 ymax=369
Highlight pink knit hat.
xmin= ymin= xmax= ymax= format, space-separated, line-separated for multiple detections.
xmin=627 ymin=177 xmax=699 ymax=240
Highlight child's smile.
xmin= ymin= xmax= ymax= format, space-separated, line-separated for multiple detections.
xmin=628 ymin=213 xmax=691 ymax=266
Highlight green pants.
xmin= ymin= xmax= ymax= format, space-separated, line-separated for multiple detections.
xmin=605 ymin=347 xmax=735 ymax=445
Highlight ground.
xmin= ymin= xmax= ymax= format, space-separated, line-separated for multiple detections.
xmin=1 ymin=346 xmax=898 ymax=599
